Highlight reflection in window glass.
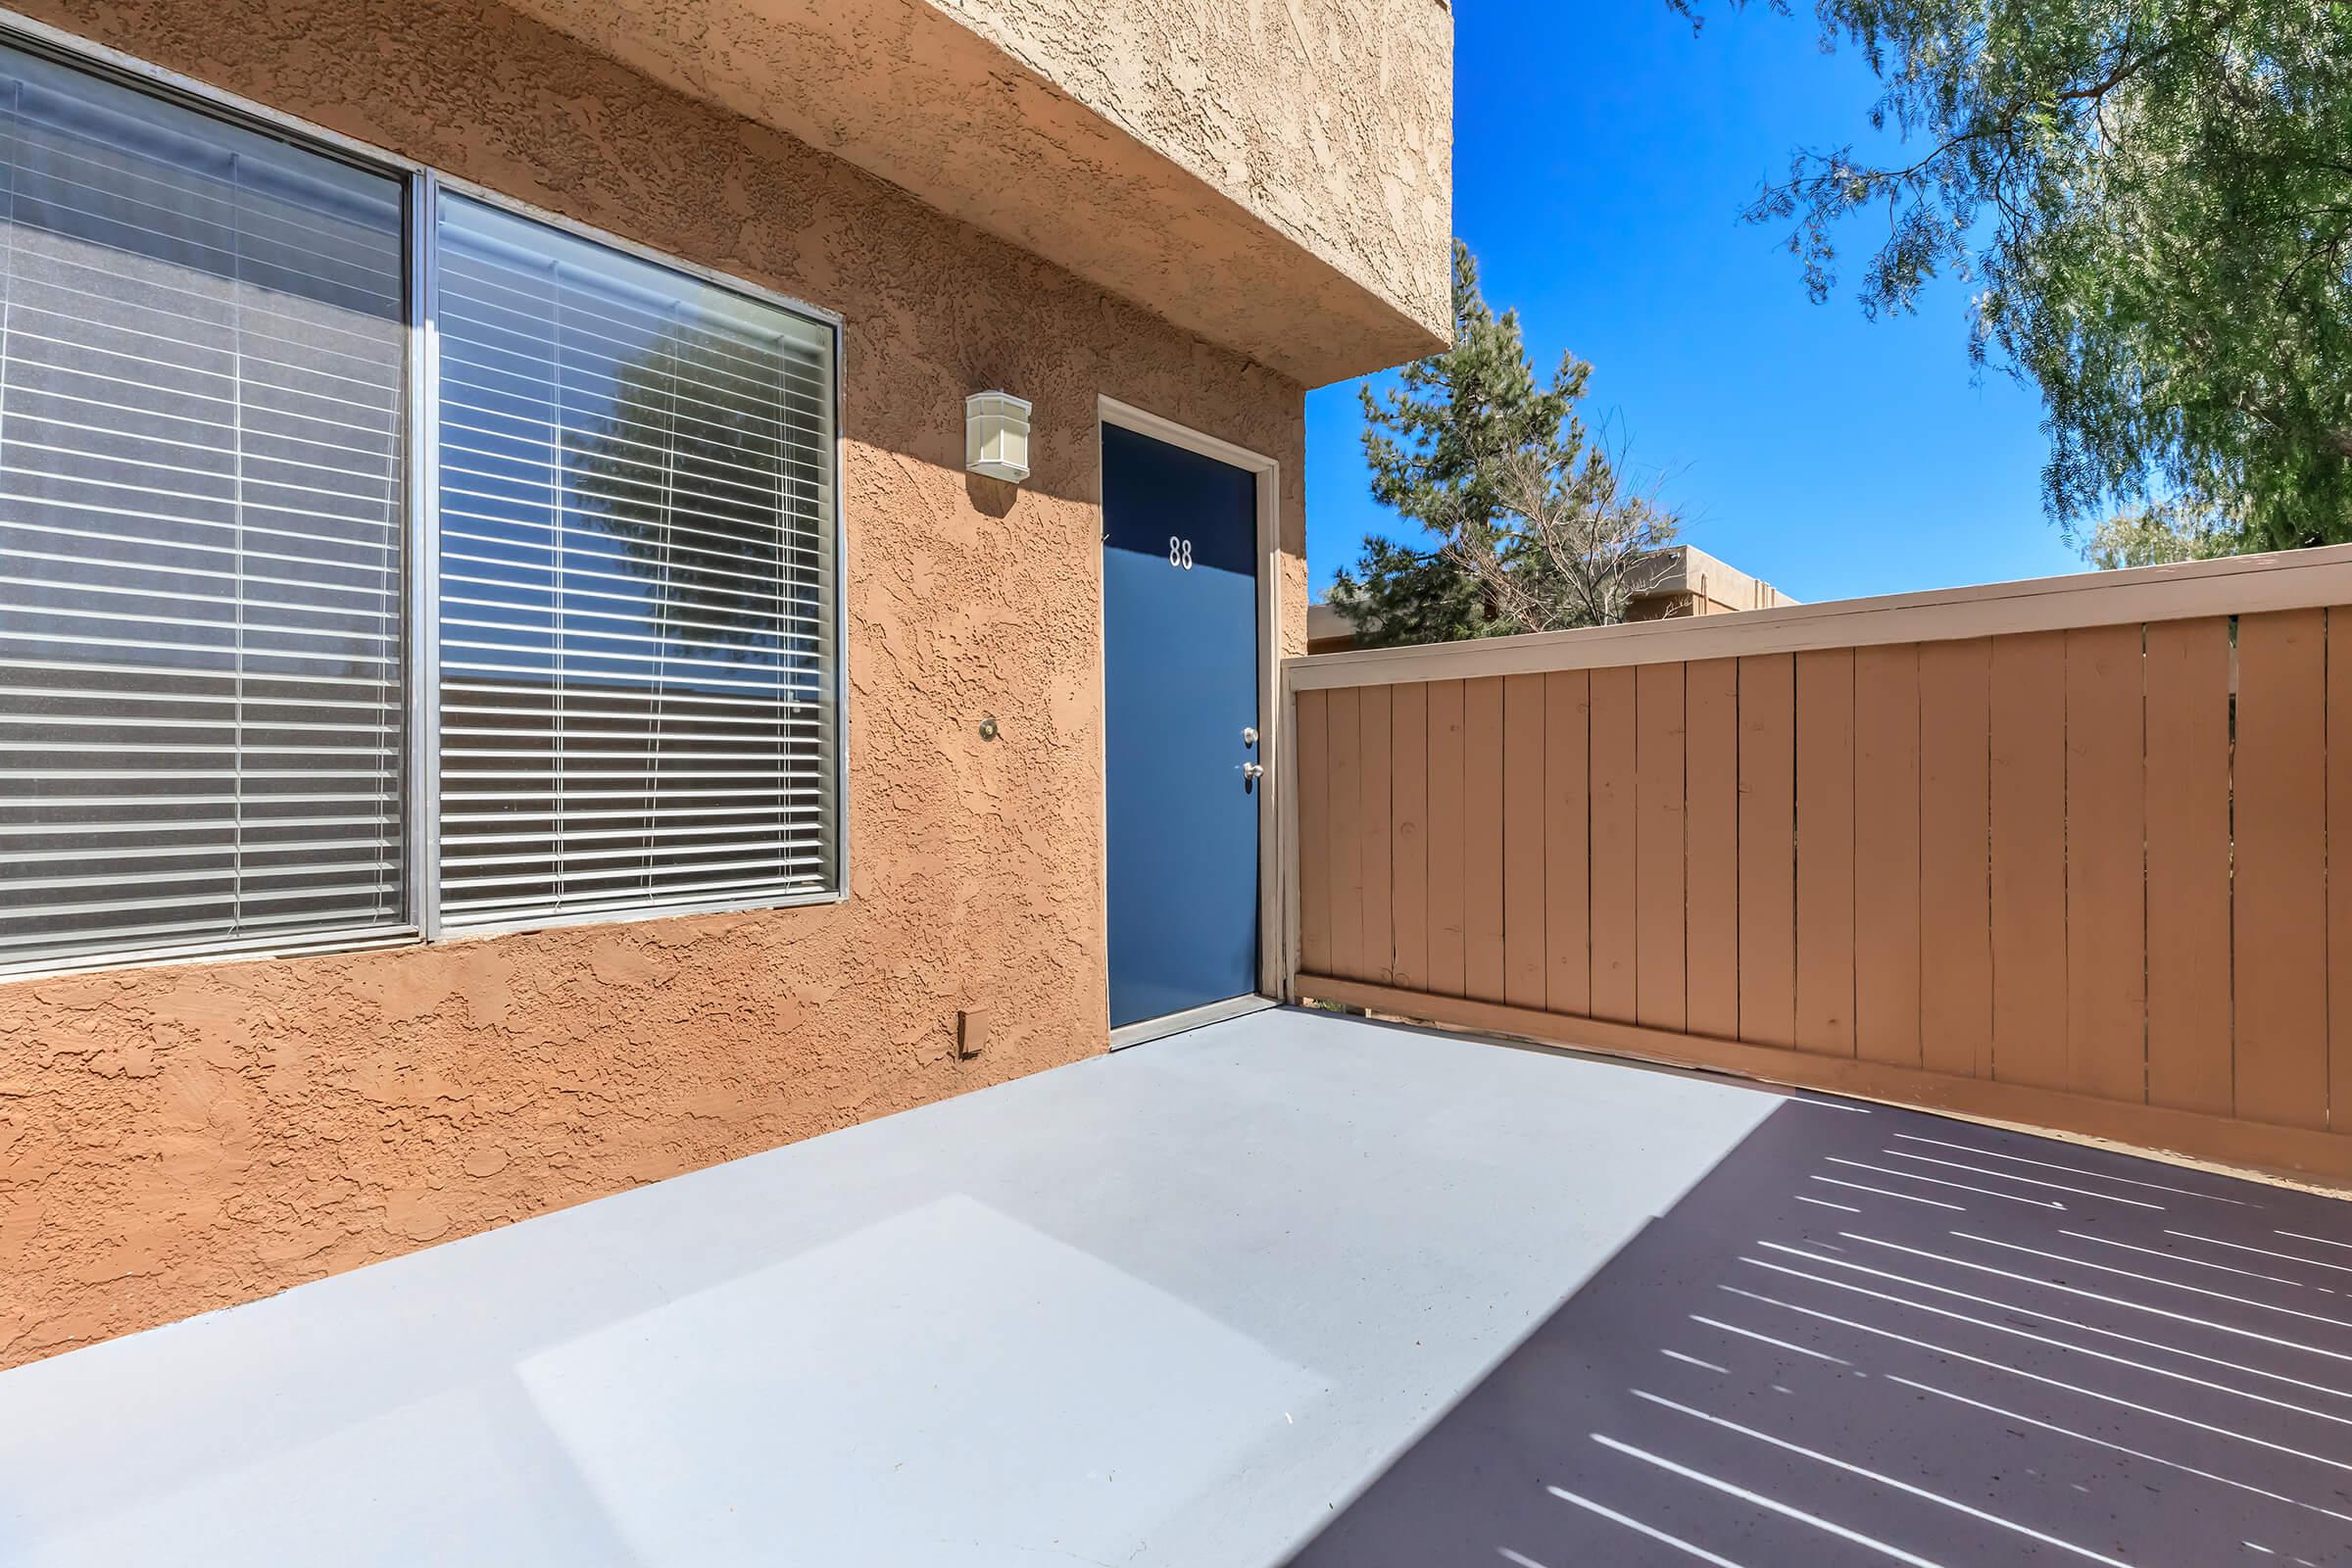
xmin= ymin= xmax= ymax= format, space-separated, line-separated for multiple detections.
xmin=434 ymin=193 xmax=837 ymax=924
xmin=0 ymin=43 xmax=407 ymax=972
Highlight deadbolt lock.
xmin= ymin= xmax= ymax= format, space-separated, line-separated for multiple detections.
xmin=1242 ymin=726 xmax=1258 ymax=747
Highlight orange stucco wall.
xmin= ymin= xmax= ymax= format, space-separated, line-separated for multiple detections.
xmin=492 ymin=0 xmax=1456 ymax=383
xmin=0 ymin=0 xmax=1308 ymax=1369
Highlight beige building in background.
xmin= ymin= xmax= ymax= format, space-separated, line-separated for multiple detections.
xmin=1306 ymin=544 xmax=1798 ymax=653
xmin=0 ymin=0 xmax=1452 ymax=1366
xmin=1622 ymin=543 xmax=1800 ymax=620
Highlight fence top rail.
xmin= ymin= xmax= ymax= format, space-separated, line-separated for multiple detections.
xmin=1288 ymin=541 xmax=2352 ymax=692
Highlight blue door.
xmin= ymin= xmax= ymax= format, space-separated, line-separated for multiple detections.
xmin=1102 ymin=421 xmax=1261 ymax=1029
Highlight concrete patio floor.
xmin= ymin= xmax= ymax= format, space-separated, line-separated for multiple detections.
xmin=3 ymin=1006 xmax=2347 ymax=1566
xmin=0 ymin=1005 xmax=1778 ymax=1567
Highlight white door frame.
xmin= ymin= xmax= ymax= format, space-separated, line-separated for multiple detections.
xmin=1095 ymin=395 xmax=1285 ymax=1044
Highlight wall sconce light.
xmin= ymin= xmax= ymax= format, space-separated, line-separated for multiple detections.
xmin=965 ymin=391 xmax=1032 ymax=484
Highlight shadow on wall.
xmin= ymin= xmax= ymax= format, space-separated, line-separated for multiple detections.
xmin=1289 ymin=1095 xmax=2352 ymax=1568
xmin=967 ymin=470 xmax=1021 ymax=519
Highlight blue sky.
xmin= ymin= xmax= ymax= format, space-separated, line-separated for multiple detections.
xmin=1302 ymin=1 xmax=2086 ymax=607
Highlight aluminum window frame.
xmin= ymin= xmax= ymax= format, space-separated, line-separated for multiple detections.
xmin=0 ymin=10 xmax=851 ymax=979
xmin=419 ymin=179 xmax=849 ymax=943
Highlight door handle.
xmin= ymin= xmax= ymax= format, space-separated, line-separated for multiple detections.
xmin=1241 ymin=762 xmax=1265 ymax=780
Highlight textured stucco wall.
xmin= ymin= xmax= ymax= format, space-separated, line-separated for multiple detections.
xmin=0 ymin=0 xmax=1307 ymax=1370
xmin=485 ymin=0 xmax=1454 ymax=384
xmin=938 ymin=0 xmax=1453 ymax=338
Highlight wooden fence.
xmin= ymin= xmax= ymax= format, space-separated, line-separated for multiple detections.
xmin=1283 ymin=545 xmax=2352 ymax=1184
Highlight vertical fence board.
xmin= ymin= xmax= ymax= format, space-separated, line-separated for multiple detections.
xmin=2335 ymin=612 xmax=2352 ymax=1133
xmin=1853 ymin=644 xmax=1922 ymax=1068
xmin=1738 ymin=655 xmax=1796 ymax=1048
xmin=1389 ymin=683 xmax=1430 ymax=993
xmin=1463 ymin=675 xmax=1507 ymax=1004
xmin=2066 ymin=623 xmax=2148 ymax=1104
xmin=2144 ymin=617 xmax=2233 ymax=1116
xmin=1544 ymin=670 xmax=1592 ymax=1016
xmin=1685 ymin=658 xmax=1740 ymax=1039
xmin=1426 ymin=679 xmax=1466 ymax=997
xmin=1637 ymin=662 xmax=1688 ymax=1032
xmin=1919 ymin=638 xmax=1993 ymax=1080
xmin=1296 ymin=689 xmax=1331 ymax=979
xmin=1357 ymin=685 xmax=1395 ymax=983
xmin=1591 ymin=665 xmax=1640 ymax=1023
xmin=1327 ymin=686 xmax=1364 ymax=981
xmin=1502 ymin=673 xmax=1548 ymax=1009
xmin=1990 ymin=631 xmax=2069 ymax=1088
xmin=2236 ymin=609 xmax=2328 ymax=1129
xmin=1795 ymin=649 xmax=1856 ymax=1056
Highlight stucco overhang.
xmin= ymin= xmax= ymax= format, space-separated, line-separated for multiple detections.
xmin=490 ymin=0 xmax=1454 ymax=386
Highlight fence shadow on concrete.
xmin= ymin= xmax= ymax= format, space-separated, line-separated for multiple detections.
xmin=1286 ymin=1091 xmax=2352 ymax=1567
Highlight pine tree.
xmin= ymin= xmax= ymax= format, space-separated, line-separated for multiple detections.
xmin=1328 ymin=243 xmax=1566 ymax=648
xmin=1329 ymin=242 xmax=1678 ymax=645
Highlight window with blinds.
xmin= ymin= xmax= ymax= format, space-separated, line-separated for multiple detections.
xmin=433 ymin=194 xmax=838 ymax=927
xmin=0 ymin=38 xmax=845 ymax=974
xmin=0 ymin=43 xmax=408 ymax=974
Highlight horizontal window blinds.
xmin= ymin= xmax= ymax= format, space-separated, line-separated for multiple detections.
xmin=433 ymin=194 xmax=837 ymax=925
xmin=0 ymin=44 xmax=408 ymax=973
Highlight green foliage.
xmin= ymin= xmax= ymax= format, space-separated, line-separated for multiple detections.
xmin=1325 ymin=534 xmax=1505 ymax=648
xmin=2077 ymin=499 xmax=2238 ymax=568
xmin=1333 ymin=243 xmax=1679 ymax=645
xmin=576 ymin=322 xmax=808 ymax=654
xmin=1359 ymin=241 xmax=1578 ymax=547
xmin=1678 ymin=0 xmax=2352 ymax=548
